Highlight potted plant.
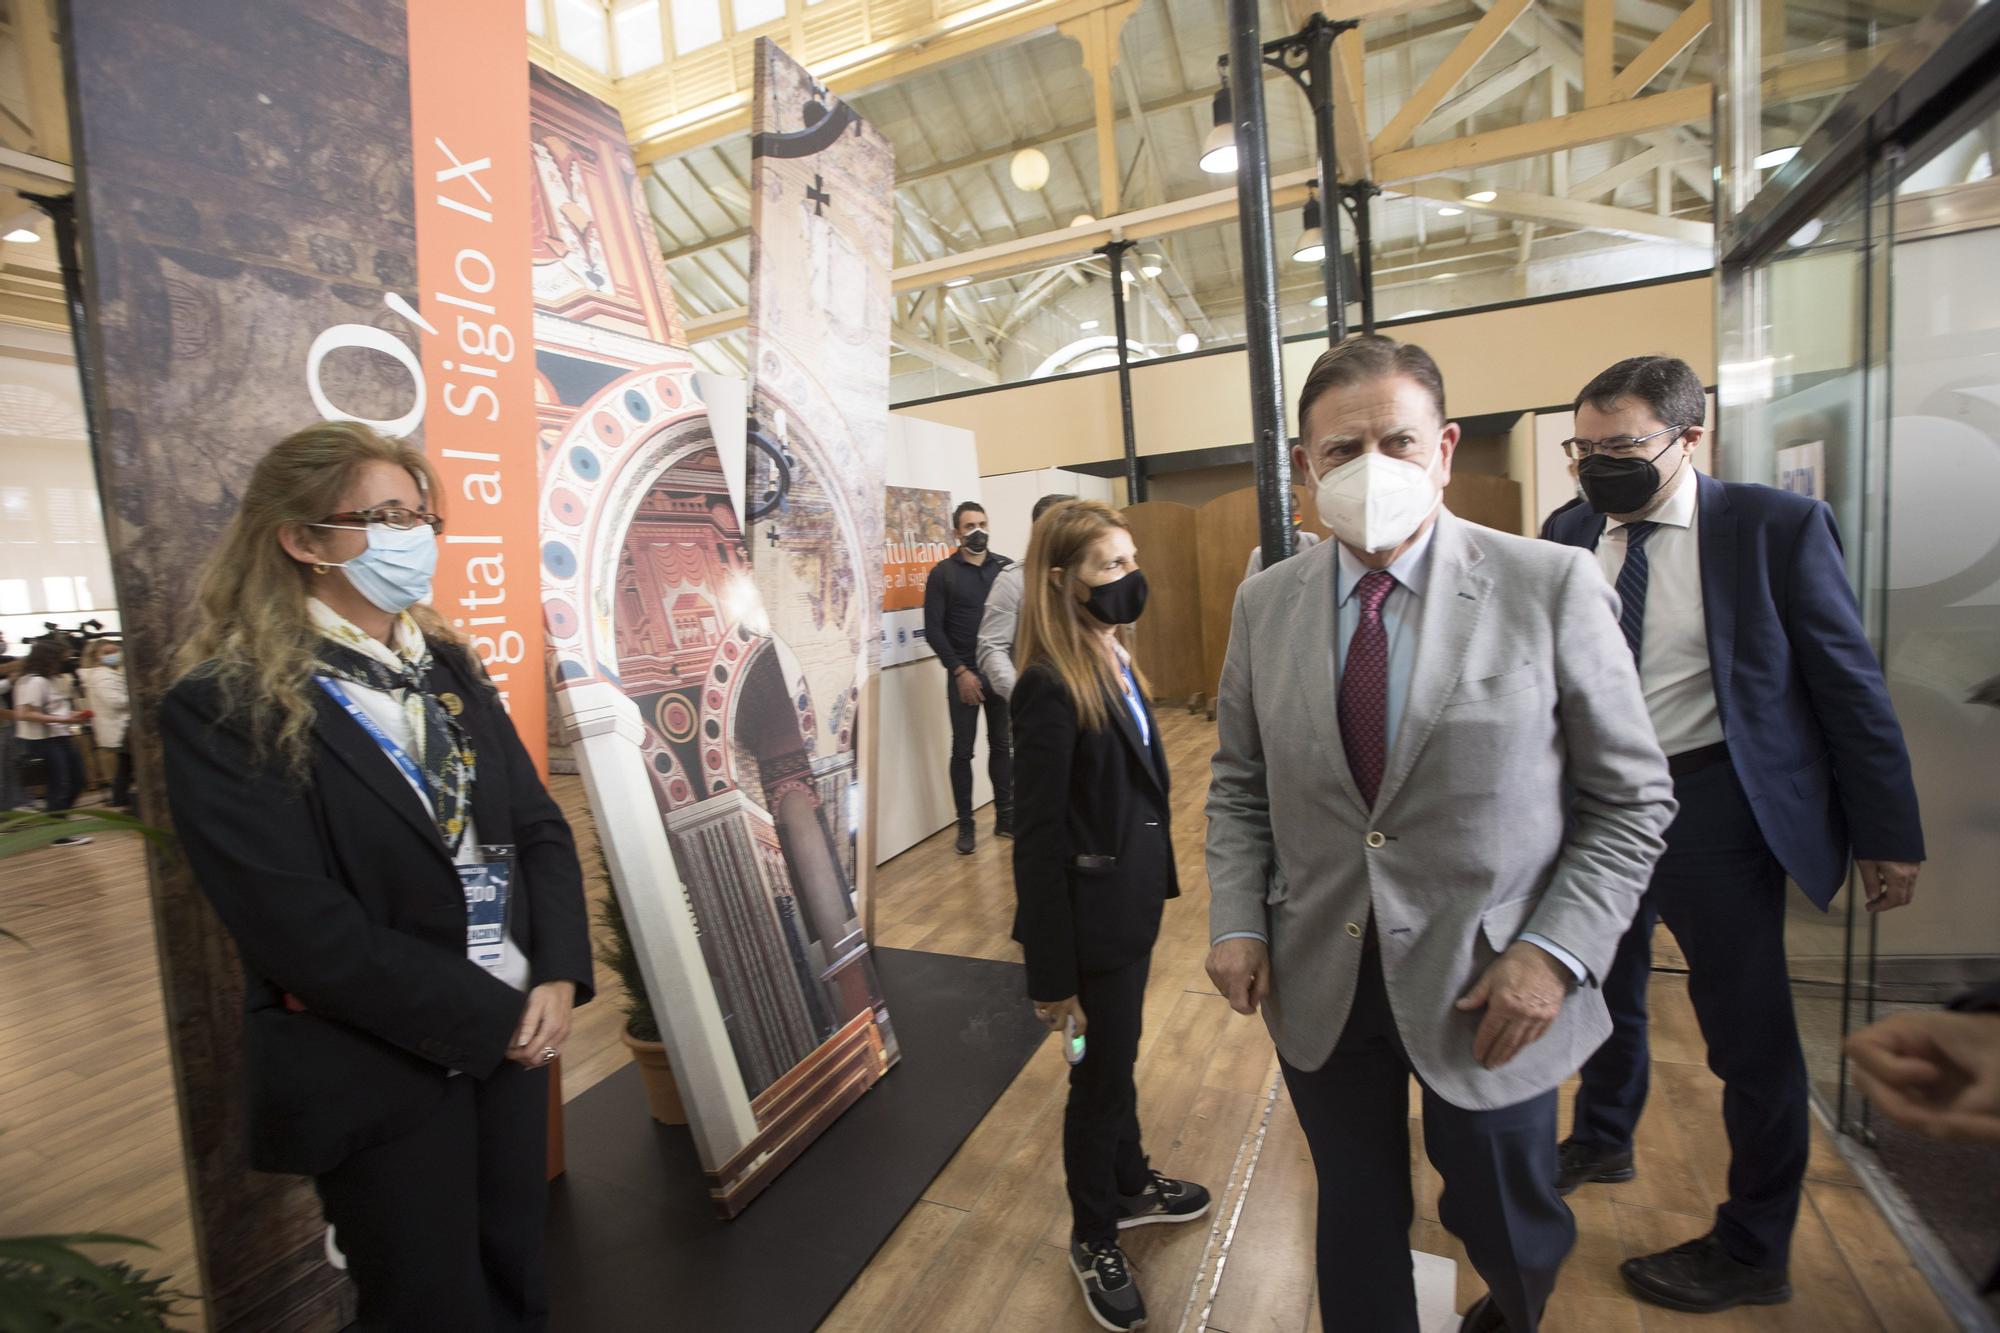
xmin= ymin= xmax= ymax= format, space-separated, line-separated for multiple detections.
xmin=0 ymin=1233 xmax=192 ymax=1330
xmin=596 ymin=885 xmax=687 ymax=1125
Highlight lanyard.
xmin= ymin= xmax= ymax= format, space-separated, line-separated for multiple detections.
xmin=1118 ymin=661 xmax=1149 ymax=747
xmin=316 ymin=676 xmax=430 ymax=802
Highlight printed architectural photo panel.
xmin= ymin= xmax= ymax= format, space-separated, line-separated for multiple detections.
xmin=530 ymin=64 xmax=891 ymax=1214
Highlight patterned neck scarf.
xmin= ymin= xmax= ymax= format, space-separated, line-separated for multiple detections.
xmin=309 ymin=601 xmax=476 ymax=854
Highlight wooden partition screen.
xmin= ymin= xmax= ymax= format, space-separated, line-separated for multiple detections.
xmin=1120 ymin=501 xmax=1203 ymax=701
xmin=1442 ymin=472 xmax=1525 ymax=536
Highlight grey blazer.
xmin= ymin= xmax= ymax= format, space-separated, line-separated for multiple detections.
xmin=1206 ymin=511 xmax=1676 ymax=1111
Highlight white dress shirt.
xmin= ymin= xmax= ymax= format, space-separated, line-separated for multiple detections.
xmin=1595 ymin=467 xmax=1724 ymax=757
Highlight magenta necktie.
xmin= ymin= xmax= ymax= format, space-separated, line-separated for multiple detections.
xmin=1339 ymin=570 xmax=1398 ymax=808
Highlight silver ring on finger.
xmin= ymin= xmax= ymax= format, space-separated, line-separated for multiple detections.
xmin=540 ymin=1046 xmax=558 ymax=1065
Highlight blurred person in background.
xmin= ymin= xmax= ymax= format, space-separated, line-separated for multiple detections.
xmin=1011 ymin=499 xmax=1211 ymax=1333
xmin=11 ymin=636 xmax=91 ymax=845
xmin=925 ymin=500 xmax=1014 ymax=854
xmin=0 ymin=657 xmax=27 ymax=812
xmin=80 ymin=638 xmax=132 ymax=810
xmin=976 ymin=492 xmax=1076 ymax=702
xmin=160 ymin=421 xmax=593 ymax=1331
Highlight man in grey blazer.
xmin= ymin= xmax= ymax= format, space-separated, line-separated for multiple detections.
xmin=1205 ymin=336 xmax=1676 ymax=1333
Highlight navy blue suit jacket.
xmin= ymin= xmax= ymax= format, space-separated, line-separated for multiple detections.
xmin=1546 ymin=472 xmax=1923 ymax=908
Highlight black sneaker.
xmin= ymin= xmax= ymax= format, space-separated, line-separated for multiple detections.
xmin=994 ymin=805 xmax=1014 ymax=839
xmin=51 ymin=836 xmax=93 ymax=847
xmin=1555 ymin=1138 xmax=1634 ymax=1195
xmin=1070 ymin=1239 xmax=1146 ymax=1331
xmin=1117 ymin=1171 xmax=1212 ymax=1229
xmin=1621 ymin=1233 xmax=1791 ymax=1313
xmin=954 ymin=821 xmax=975 ymax=855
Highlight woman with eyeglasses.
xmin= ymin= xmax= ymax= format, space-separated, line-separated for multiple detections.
xmin=1009 ymin=499 xmax=1210 ymax=1333
xmin=160 ymin=421 xmax=592 ymax=1330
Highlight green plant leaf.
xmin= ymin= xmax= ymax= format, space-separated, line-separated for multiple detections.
xmin=0 ymin=809 xmax=175 ymax=860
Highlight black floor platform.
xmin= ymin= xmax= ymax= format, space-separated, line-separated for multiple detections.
xmin=546 ymin=947 xmax=1046 ymax=1332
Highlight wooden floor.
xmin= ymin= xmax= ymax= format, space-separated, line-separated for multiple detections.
xmin=0 ymin=719 xmax=1959 ymax=1332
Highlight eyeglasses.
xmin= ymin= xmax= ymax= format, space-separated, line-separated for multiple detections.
xmin=1560 ymin=424 xmax=1684 ymax=460
xmin=312 ymin=505 xmax=444 ymax=533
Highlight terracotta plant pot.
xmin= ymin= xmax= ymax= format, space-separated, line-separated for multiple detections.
xmin=621 ymin=1028 xmax=688 ymax=1125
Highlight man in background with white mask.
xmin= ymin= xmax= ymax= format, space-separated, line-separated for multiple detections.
xmin=1205 ymin=335 xmax=1675 ymax=1333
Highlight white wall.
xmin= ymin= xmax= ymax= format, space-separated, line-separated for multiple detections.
xmin=0 ymin=345 xmax=119 ymax=645
xmin=977 ymin=467 xmax=1115 ymax=564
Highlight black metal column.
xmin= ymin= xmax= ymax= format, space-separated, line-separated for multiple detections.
xmin=1345 ymin=182 xmax=1378 ymax=335
xmin=1101 ymin=239 xmax=1145 ymax=504
xmin=1229 ymin=0 xmax=1292 ymax=568
xmin=1307 ymin=23 xmax=1345 ymax=344
xmin=23 ymin=192 xmax=102 ymax=450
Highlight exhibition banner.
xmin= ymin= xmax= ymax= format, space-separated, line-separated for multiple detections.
xmin=531 ymin=58 xmax=896 ymax=1214
xmin=407 ymin=1 xmax=546 ymax=746
xmin=65 ymin=0 xmax=537 ymax=1322
xmin=882 ymin=484 xmax=953 ymax=665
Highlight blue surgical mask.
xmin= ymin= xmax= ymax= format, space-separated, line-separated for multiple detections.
xmin=104 ymin=653 xmax=122 ymax=667
xmin=326 ymin=523 xmax=438 ymax=613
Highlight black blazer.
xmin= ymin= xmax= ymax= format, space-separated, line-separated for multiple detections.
xmin=1009 ymin=660 xmax=1179 ymax=1002
xmin=160 ymin=643 xmax=593 ymax=1177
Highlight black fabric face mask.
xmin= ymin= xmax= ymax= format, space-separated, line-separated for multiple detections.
xmin=962 ymin=530 xmax=990 ymax=554
xmin=1577 ymin=436 xmax=1683 ymax=514
xmin=1083 ymin=570 xmax=1149 ymax=626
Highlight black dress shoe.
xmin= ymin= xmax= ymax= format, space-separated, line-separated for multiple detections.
xmin=1621 ymin=1233 xmax=1791 ymax=1313
xmin=1459 ymin=1294 xmax=1508 ymax=1333
xmin=1555 ymin=1138 xmax=1635 ymax=1195
xmin=954 ymin=821 xmax=976 ymax=855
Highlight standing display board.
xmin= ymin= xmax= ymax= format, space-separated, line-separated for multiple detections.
xmin=532 ymin=47 xmax=898 ymax=1218
xmin=64 ymin=1 xmax=542 ymax=1324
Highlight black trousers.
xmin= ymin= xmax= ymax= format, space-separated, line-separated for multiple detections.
xmin=109 ymin=748 xmax=132 ymax=809
xmin=1284 ymin=934 xmax=1574 ymax=1333
xmin=947 ymin=671 xmax=1012 ymax=824
xmin=1065 ymin=955 xmax=1154 ymax=1245
xmin=26 ymin=736 xmax=81 ymax=814
xmin=1570 ymin=759 xmax=1807 ymax=1269
xmin=315 ymin=1061 xmax=551 ymax=1332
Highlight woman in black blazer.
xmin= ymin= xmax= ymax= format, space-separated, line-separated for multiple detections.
xmin=1009 ymin=499 xmax=1210 ymax=1333
xmin=160 ymin=422 xmax=592 ymax=1332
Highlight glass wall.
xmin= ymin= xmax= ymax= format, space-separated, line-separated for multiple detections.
xmin=1717 ymin=11 xmax=2000 ymax=1307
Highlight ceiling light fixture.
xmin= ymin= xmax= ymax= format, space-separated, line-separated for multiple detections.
xmin=1071 ymin=213 xmax=1097 ymax=228
xmin=1080 ymin=319 xmax=1100 ymax=330
xmin=1310 ymin=294 xmax=1328 ymax=308
xmin=1199 ymin=77 xmax=1237 ymax=175
xmin=1292 ymin=189 xmax=1326 ymax=264
xmin=1466 ymin=190 xmax=1497 ymax=203
xmin=1140 ymin=260 xmax=1163 ymax=279
xmin=946 ymin=277 xmax=972 ymax=288
xmin=1755 ymin=145 xmax=1801 ymax=170
xmin=2 ymin=209 xmax=41 ymax=245
xmin=1175 ymin=331 xmax=1200 ymax=354
xmin=1437 ymin=206 xmax=1464 ymax=217
xmin=1009 ymin=147 xmax=1051 ymax=192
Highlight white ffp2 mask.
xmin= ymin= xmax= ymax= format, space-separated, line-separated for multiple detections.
xmin=1314 ymin=451 xmax=1442 ymax=553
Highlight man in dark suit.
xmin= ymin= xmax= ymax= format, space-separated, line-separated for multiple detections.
xmin=1545 ymin=356 xmax=1925 ymax=1314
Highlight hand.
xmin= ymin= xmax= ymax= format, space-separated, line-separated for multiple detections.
xmin=507 ymin=980 xmax=576 ymax=1069
xmin=1856 ymin=859 xmax=1920 ymax=913
xmin=1847 ymin=1011 xmax=2000 ymax=1144
xmin=1033 ymin=996 xmax=1086 ymax=1037
xmin=1205 ymin=938 xmax=1271 ymax=1016
xmin=1455 ymin=942 xmax=1571 ymax=1070
xmin=954 ymin=669 xmax=985 ymax=707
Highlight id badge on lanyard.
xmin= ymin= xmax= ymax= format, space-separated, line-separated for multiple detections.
xmin=460 ymin=843 xmax=516 ymax=973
